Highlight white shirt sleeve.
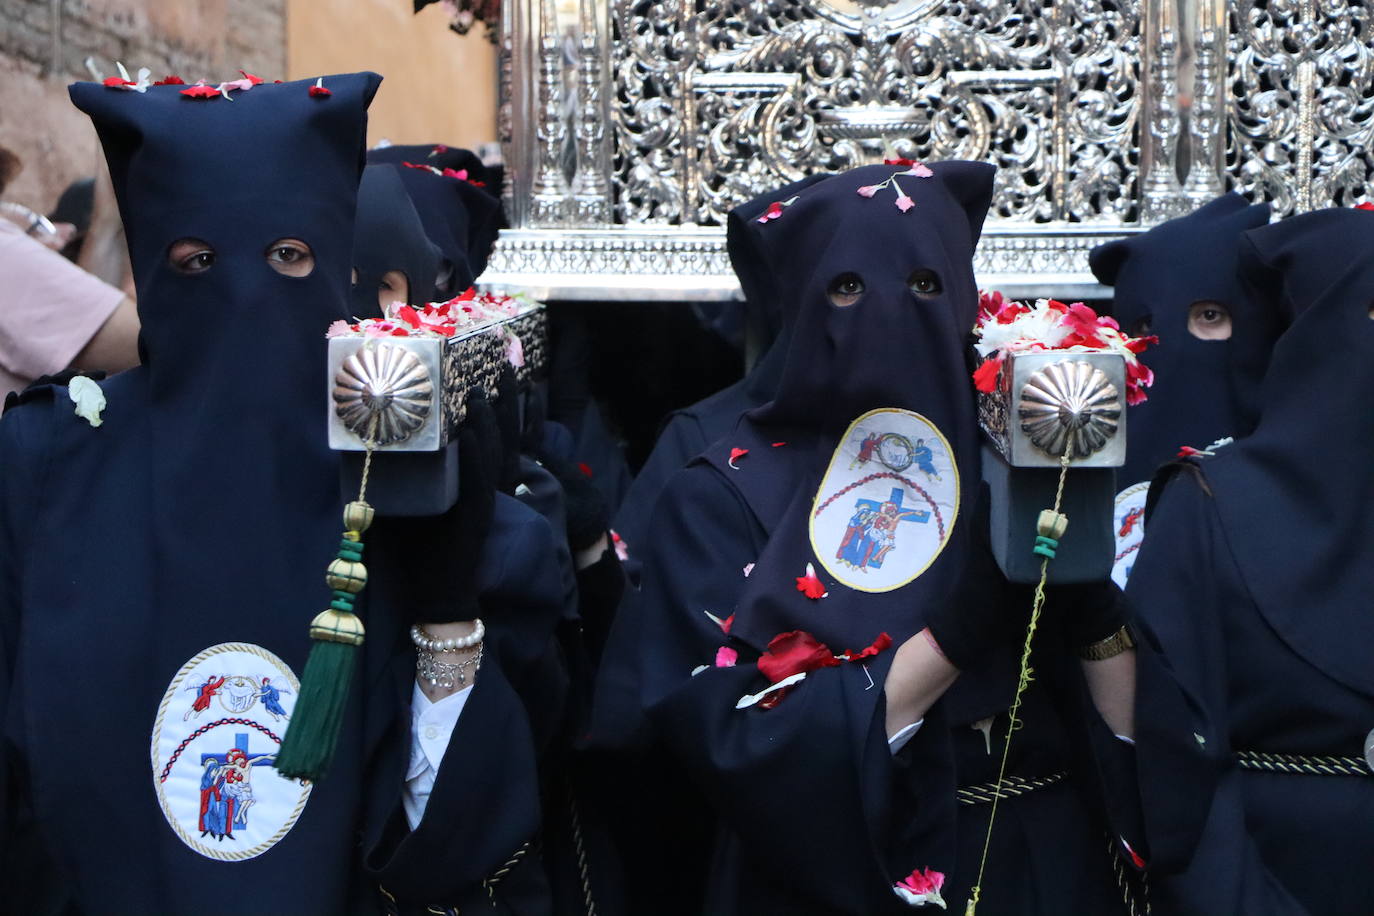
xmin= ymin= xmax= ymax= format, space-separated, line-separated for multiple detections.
xmin=888 ymin=719 xmax=924 ymax=755
xmin=403 ymin=682 xmax=474 ymax=830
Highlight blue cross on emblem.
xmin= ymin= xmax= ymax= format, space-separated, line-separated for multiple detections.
xmin=201 ymin=733 xmax=275 ymax=769
xmin=836 ymin=487 xmax=929 ymax=571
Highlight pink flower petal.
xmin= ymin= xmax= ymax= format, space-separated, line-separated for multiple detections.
xmin=894 ymin=193 xmax=915 ymax=213
xmin=906 ymin=163 xmax=934 ymax=178
xmin=714 ymin=646 xmax=738 ymax=668
xmin=857 ymin=185 xmax=880 ymax=198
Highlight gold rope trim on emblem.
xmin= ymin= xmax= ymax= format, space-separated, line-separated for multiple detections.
xmin=149 ymin=641 xmax=313 ymax=862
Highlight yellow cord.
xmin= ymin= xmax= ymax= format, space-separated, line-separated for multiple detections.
xmin=357 ymin=413 xmax=379 ymax=505
xmin=965 ymin=452 xmax=1072 ymax=916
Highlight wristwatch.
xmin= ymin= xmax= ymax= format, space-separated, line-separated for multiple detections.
xmin=1078 ymin=625 xmax=1136 ymax=661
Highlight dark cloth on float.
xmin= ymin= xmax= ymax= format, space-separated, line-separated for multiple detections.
xmin=351 ymin=163 xmax=442 ymax=317
xmin=1089 ymin=194 xmax=1280 ymax=487
xmin=592 ymin=165 xmax=1146 ymax=915
xmin=1127 ymin=208 xmax=1374 ymax=916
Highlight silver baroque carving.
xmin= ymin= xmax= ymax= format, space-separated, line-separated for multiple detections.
xmin=493 ymin=0 xmax=1373 ymax=299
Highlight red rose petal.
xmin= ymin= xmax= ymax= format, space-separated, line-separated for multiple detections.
xmin=179 ymin=85 xmax=220 ymax=99
xmin=238 ymin=70 xmax=264 ymax=85
xmin=728 ymin=447 xmax=749 ymax=469
xmin=972 ymin=356 xmax=1003 ymax=393
xmin=103 ymin=77 xmax=135 ymax=88
xmin=153 ymin=75 xmax=185 ymax=86
xmin=758 ymin=630 xmax=841 ymax=684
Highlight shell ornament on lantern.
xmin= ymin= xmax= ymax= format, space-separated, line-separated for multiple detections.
xmin=332 ymin=344 xmax=434 ymax=446
xmin=1017 ymin=360 xmax=1122 ymax=460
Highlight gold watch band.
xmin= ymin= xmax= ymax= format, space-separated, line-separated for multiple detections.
xmin=1078 ymin=626 xmax=1136 ymax=661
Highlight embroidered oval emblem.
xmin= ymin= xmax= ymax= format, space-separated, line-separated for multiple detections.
xmin=150 ymin=642 xmax=312 ymax=861
xmin=811 ymin=408 xmax=959 ymax=593
xmin=1111 ymin=481 xmax=1150 ymax=589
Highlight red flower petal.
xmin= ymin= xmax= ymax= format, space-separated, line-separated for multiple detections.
xmin=578 ymin=462 xmax=594 ymax=478
xmin=1120 ymin=836 xmax=1147 ymax=869
xmin=728 ymin=446 xmax=749 ymax=469
xmin=179 ymin=85 xmax=220 ymax=99
xmin=884 ymin=158 xmax=915 ymax=166
xmin=795 ymin=563 xmax=828 ymax=600
xmin=395 ymin=305 xmax=422 ymax=328
xmin=103 ymin=77 xmax=135 ymax=87
xmin=720 ymin=613 xmax=734 ymax=634
xmin=1177 ymin=445 xmax=1201 ymax=458
xmin=972 ymin=355 xmax=1003 ymax=393
xmin=757 ymin=630 xmax=841 ymax=683
xmin=432 ymin=144 xmax=449 ymax=154
xmin=1357 ymin=202 xmax=1374 ymax=211
xmin=843 ymin=632 xmax=893 ymax=662
xmin=309 ymin=86 xmax=332 ymax=97
xmin=153 ymin=75 xmax=185 ymax=85
xmin=238 ymin=70 xmax=264 ymax=85
xmin=771 ymin=441 xmax=787 ymax=447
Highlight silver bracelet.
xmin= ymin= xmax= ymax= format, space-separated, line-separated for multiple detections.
xmin=416 ymin=642 xmax=483 ymax=690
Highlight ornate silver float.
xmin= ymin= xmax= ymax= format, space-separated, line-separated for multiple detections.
xmin=486 ymin=0 xmax=1374 ymax=302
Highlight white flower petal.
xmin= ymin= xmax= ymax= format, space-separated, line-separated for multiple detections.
xmin=68 ymin=376 xmax=106 ymax=428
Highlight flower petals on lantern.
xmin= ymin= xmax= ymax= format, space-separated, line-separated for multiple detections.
xmin=971 ymin=296 xmax=1157 ymax=404
xmin=972 ymin=355 xmax=1004 ymax=393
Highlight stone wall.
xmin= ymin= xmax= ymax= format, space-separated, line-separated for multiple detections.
xmin=0 ymin=0 xmax=287 ymax=213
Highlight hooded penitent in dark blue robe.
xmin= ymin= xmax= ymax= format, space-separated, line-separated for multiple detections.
xmin=366 ymin=144 xmax=503 ymax=297
xmin=1127 ymin=207 xmax=1374 ymax=916
xmin=351 ymin=163 xmax=442 ymax=318
xmin=594 ymin=164 xmax=1149 ymax=915
xmin=0 ymin=74 xmax=567 ymax=916
xmin=1089 ymin=194 xmax=1280 ymax=486
xmin=611 ymin=174 xmax=828 ymax=559
xmin=1090 ymin=194 xmax=1281 ymax=586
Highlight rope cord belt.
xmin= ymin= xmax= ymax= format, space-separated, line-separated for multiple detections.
xmin=1236 ymin=750 xmax=1371 ymax=777
xmin=956 ymin=772 xmax=1068 ymax=806
xmin=377 ymin=840 xmax=535 ymax=916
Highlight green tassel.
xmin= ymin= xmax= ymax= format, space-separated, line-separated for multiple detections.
xmin=275 ymin=499 xmax=374 ymax=782
xmin=274 ymin=608 xmax=365 ymax=781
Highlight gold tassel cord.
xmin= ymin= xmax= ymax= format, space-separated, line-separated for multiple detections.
xmin=965 ymin=451 xmax=1072 ymax=916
